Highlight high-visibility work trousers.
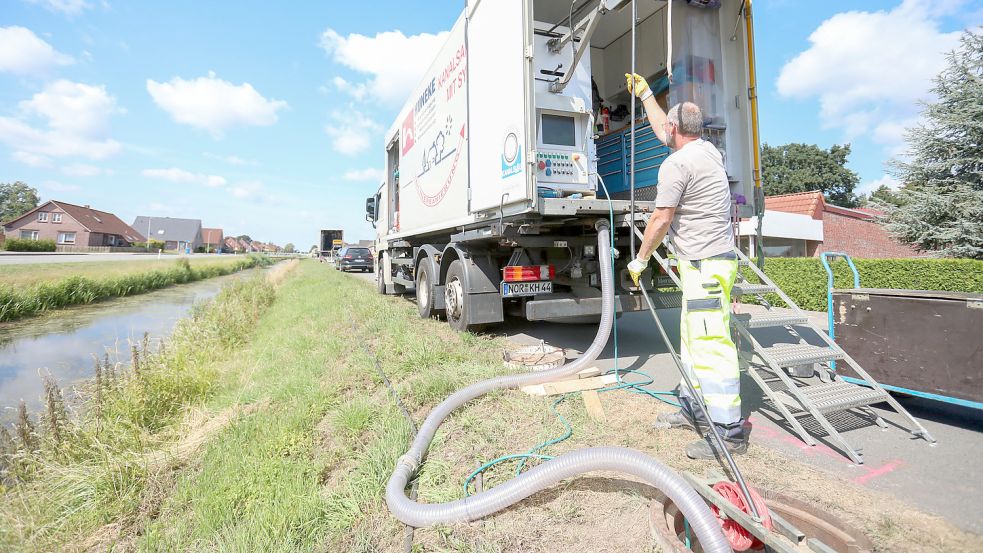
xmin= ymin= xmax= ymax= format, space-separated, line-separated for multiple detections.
xmin=678 ymin=254 xmax=741 ymax=426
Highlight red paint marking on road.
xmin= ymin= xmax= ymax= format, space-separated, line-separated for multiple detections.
xmin=853 ymin=460 xmax=903 ymax=485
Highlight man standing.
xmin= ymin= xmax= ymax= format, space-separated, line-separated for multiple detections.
xmin=624 ymin=73 xmax=750 ymax=459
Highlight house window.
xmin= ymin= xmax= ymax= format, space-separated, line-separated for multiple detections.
xmin=20 ymin=230 xmax=39 ymax=240
xmin=107 ymin=235 xmax=117 ymax=246
xmin=52 ymin=213 xmax=62 ymax=223
xmin=37 ymin=212 xmax=48 ymax=222
xmin=57 ymin=232 xmax=76 ymax=244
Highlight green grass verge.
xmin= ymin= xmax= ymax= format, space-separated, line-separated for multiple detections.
xmin=0 ymin=254 xmax=272 ymax=322
xmin=0 ymin=267 xmax=281 ymax=551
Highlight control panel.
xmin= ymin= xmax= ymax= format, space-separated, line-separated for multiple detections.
xmin=536 ymin=150 xmax=588 ymax=185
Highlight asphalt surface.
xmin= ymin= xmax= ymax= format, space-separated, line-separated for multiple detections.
xmin=0 ymin=252 xmax=225 ymax=265
xmin=347 ymin=269 xmax=982 ymax=534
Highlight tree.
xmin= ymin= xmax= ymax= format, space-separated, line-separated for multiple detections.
xmin=880 ymin=32 xmax=983 ymax=259
xmin=761 ymin=143 xmax=860 ymax=207
xmin=235 ymin=234 xmax=252 ymax=242
xmin=0 ymin=182 xmax=40 ymax=222
xmin=862 ymin=184 xmax=904 ymax=207
xmin=283 ymin=243 xmax=295 ymax=253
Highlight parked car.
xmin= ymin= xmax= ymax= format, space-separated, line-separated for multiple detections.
xmin=336 ymin=246 xmax=373 ymax=272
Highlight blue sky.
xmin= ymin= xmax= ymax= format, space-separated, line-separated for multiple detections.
xmin=1 ymin=0 xmax=979 ymax=246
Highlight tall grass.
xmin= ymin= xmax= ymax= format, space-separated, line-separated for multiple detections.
xmin=0 ymin=270 xmax=280 ymax=551
xmin=0 ymin=254 xmax=272 ymax=322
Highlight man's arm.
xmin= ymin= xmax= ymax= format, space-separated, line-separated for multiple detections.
xmin=641 ymin=94 xmax=668 ymax=145
xmin=637 ymin=206 xmax=675 ymax=261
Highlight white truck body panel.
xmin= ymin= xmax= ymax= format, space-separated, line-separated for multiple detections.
xmin=377 ymin=0 xmax=758 ymax=244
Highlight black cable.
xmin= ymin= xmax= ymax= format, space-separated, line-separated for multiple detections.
xmin=348 ymin=317 xmax=419 ymax=551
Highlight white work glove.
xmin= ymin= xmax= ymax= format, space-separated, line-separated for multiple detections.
xmin=627 ymin=257 xmax=649 ymax=286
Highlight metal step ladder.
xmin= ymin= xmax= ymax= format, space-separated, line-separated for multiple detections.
xmin=630 ymin=223 xmax=936 ymax=464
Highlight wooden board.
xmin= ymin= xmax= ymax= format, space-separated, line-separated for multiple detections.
xmin=581 ymin=390 xmax=606 ymax=421
xmin=520 ymin=373 xmax=618 ymax=396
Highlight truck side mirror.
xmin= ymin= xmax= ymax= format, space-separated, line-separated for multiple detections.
xmin=365 ymin=196 xmax=377 ymax=227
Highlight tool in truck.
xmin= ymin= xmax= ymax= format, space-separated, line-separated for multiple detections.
xmin=625 ymin=81 xmax=748 ymax=459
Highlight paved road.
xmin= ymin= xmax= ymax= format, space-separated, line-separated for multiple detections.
xmin=0 ymin=253 xmax=226 ymax=265
xmin=346 ymin=269 xmax=982 ymax=534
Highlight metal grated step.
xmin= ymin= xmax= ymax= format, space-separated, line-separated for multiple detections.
xmin=733 ymin=313 xmax=809 ymax=329
xmin=777 ymin=381 xmax=891 ymax=414
xmin=762 ymin=343 xmax=843 ymax=367
xmin=732 ymin=282 xmax=775 ymax=296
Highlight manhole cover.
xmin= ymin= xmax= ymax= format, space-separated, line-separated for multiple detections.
xmin=503 ymin=342 xmax=565 ymax=371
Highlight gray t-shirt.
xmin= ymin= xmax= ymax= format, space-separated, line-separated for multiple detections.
xmin=655 ymin=139 xmax=733 ymax=261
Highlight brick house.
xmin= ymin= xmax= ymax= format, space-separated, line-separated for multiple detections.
xmin=201 ymin=227 xmax=224 ymax=252
xmin=739 ymin=191 xmax=919 ymax=258
xmin=3 ymin=200 xmax=144 ymax=247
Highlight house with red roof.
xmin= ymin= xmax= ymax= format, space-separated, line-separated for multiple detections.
xmin=3 ymin=200 xmax=144 ymax=247
xmin=739 ymin=191 xmax=919 ymax=258
xmin=201 ymin=227 xmax=224 ymax=253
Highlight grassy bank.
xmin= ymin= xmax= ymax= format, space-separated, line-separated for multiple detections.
xmin=0 ymin=255 xmax=271 ymax=322
xmin=0 ymin=261 xmax=296 ymax=551
xmin=4 ymin=261 xmax=978 ymax=551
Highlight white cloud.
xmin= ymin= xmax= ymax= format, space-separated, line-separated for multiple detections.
xmin=777 ymin=0 xmax=966 ymax=151
xmin=62 ymin=163 xmax=110 ymax=177
xmin=142 ymin=167 xmax=226 ymax=188
xmin=860 ymin=174 xmax=901 ymax=194
xmin=203 ymin=151 xmax=258 ymax=166
xmin=0 ymin=80 xmax=121 ymax=160
xmin=12 ymin=151 xmax=52 ymax=167
xmin=319 ymin=28 xmax=449 ymax=106
xmin=230 ymin=180 xmax=265 ymax=200
xmin=25 ymin=0 xmax=92 ymax=16
xmin=324 ymin=108 xmax=379 ymax=156
xmin=146 ymin=71 xmax=288 ymax=137
xmin=41 ymin=180 xmax=80 ymax=192
xmin=343 ymin=167 xmax=384 ymax=182
xmin=0 ymin=26 xmax=74 ymax=75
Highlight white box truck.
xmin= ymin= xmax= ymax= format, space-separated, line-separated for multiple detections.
xmin=366 ymin=0 xmax=762 ymax=331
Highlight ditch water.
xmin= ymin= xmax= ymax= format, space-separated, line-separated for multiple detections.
xmin=0 ymin=269 xmax=259 ymax=420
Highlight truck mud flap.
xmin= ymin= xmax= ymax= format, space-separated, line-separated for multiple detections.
xmin=525 ymin=291 xmax=682 ymax=322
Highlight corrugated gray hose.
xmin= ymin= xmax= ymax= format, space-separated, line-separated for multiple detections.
xmin=384 ymin=219 xmax=731 ymax=553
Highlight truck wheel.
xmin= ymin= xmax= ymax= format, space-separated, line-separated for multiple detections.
xmin=376 ymin=259 xmax=386 ymax=295
xmin=415 ymin=261 xmax=440 ymax=319
xmin=444 ymin=260 xmax=482 ymax=332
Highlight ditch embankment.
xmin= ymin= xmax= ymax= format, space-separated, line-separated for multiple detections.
xmin=0 ymin=254 xmax=272 ymax=323
xmin=1 ymin=260 xmax=978 ymax=552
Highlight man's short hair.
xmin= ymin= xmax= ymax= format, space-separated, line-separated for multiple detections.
xmin=667 ymin=102 xmax=703 ymax=136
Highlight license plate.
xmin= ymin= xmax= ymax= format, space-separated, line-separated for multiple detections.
xmin=501 ymin=281 xmax=553 ymax=298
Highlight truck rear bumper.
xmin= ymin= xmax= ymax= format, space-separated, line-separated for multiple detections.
xmin=524 ymin=291 xmax=682 ymax=321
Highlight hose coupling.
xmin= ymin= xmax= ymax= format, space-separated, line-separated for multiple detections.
xmin=594 ymin=218 xmax=611 ymax=231
xmin=397 ymin=454 xmax=420 ymax=474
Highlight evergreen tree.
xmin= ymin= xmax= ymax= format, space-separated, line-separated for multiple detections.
xmin=761 ymin=143 xmax=860 ymax=207
xmin=881 ymin=32 xmax=983 ymax=259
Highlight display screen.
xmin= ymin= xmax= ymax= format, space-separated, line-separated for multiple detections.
xmin=541 ymin=114 xmax=576 ymax=147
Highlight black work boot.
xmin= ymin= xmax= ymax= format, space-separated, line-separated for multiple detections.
xmin=685 ymin=420 xmax=751 ymax=460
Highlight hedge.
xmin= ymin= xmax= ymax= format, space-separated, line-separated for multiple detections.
xmin=3 ymin=238 xmax=56 ymax=252
xmin=740 ymin=257 xmax=983 ymax=312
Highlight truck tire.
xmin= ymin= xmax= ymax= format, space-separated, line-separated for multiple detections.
xmin=376 ymin=258 xmax=386 ymax=294
xmin=415 ymin=261 xmax=440 ymax=319
xmin=444 ymin=259 xmax=483 ymax=332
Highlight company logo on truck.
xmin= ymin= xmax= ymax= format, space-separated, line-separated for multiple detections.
xmin=401 ymin=110 xmax=415 ymax=156
xmin=501 ymin=131 xmax=522 ymax=179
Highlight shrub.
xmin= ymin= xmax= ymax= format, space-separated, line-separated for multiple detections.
xmin=742 ymin=257 xmax=983 ymax=311
xmin=3 ymin=238 xmax=56 ymax=252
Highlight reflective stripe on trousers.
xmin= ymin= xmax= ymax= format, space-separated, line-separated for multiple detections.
xmin=678 ymin=256 xmax=741 ymax=425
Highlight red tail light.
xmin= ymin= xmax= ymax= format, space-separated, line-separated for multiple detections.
xmin=503 ymin=265 xmax=554 ymax=282
xmin=344 ymin=255 xmax=353 ymax=259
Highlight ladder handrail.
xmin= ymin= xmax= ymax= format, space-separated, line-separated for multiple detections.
xmin=819 ymin=252 xmax=860 ymax=347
